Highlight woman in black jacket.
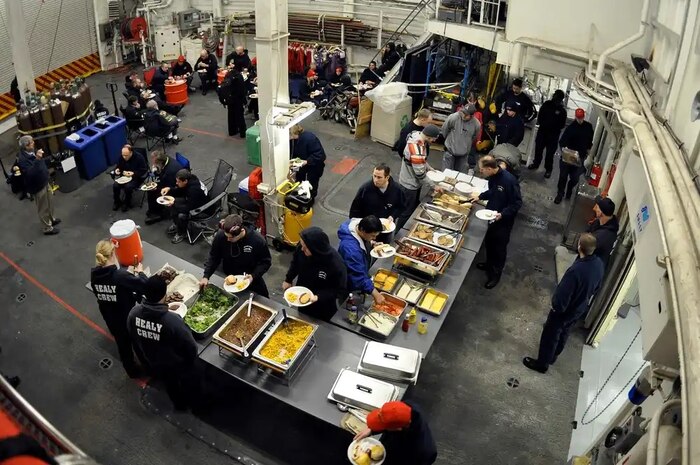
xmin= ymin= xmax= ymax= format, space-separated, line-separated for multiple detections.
xmin=283 ymin=227 xmax=347 ymax=321
xmin=90 ymin=240 xmax=148 ymax=378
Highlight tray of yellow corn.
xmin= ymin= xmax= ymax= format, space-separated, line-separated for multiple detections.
xmin=372 ymin=268 xmax=399 ymax=293
xmin=252 ymin=315 xmax=318 ymax=373
xmin=416 ymin=288 xmax=449 ymax=316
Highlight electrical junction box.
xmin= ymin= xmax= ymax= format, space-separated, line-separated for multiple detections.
xmin=622 ymin=154 xmax=679 ymax=369
xmin=178 ymin=9 xmax=203 ymax=32
xmin=154 ymin=26 xmax=180 ymax=62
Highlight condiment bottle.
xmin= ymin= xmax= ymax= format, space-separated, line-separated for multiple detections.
xmin=348 ymin=305 xmax=359 ymax=324
xmin=408 ymin=308 xmax=417 ymax=324
xmin=345 ymin=293 xmax=354 ymax=311
xmin=418 ymin=317 xmax=428 ymax=334
xmin=401 ymin=315 xmax=410 ymax=332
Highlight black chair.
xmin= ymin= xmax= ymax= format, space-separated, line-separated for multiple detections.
xmin=120 ymin=106 xmax=146 ymax=145
xmin=185 ymin=159 xmax=235 ymax=244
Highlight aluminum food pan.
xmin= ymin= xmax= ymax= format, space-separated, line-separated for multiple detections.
xmin=359 ymin=310 xmax=399 ymax=339
xmin=430 ymin=191 xmax=473 ymax=215
xmin=372 ymin=268 xmax=400 ymax=294
xmin=183 ymin=284 xmax=239 ymax=340
xmin=252 ymin=315 xmax=318 ymax=373
xmin=394 ymin=237 xmax=451 ymax=273
xmin=391 ymin=276 xmax=429 ymax=305
xmin=212 ymin=300 xmax=278 ymax=357
xmin=407 ymin=221 xmax=464 ymax=253
xmin=416 ymin=288 xmax=449 ymax=316
xmin=416 ymin=203 xmax=469 ymax=232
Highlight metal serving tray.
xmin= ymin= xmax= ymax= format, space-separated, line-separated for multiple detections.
xmin=183 ymin=284 xmax=239 ymax=340
xmin=252 ymin=315 xmax=318 ymax=373
xmin=359 ymin=310 xmax=399 ymax=339
xmin=372 ymin=268 xmax=400 ymax=294
xmin=357 ymin=341 xmax=422 ymax=384
xmin=327 ymin=368 xmax=399 ymax=411
xmin=430 ymin=191 xmax=473 ymax=215
xmin=391 ymin=276 xmax=429 ymax=305
xmin=416 ymin=288 xmax=449 ymax=316
xmin=407 ymin=221 xmax=464 ymax=253
xmin=416 ymin=203 xmax=469 ymax=232
xmin=394 ymin=237 xmax=451 ymax=274
xmin=212 ymin=300 xmax=278 ymax=358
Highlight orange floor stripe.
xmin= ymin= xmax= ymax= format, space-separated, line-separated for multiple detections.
xmin=331 ymin=156 xmax=359 ymax=175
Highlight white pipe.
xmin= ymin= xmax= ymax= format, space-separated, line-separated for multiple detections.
xmin=625 ymin=73 xmax=700 ymax=244
xmin=606 ymin=134 xmax=634 ymax=204
xmin=510 ymin=43 xmax=523 ymax=80
xmin=613 ymin=69 xmax=699 ymax=465
xmin=595 ymin=0 xmax=650 ymax=81
xmin=647 ymin=399 xmax=682 ymax=465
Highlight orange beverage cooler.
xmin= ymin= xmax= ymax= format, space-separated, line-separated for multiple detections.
xmin=110 ymin=219 xmax=143 ymax=266
xmin=217 ymin=69 xmax=229 ymax=84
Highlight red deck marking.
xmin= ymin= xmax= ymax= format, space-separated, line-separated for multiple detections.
xmin=0 ymin=251 xmax=113 ymax=341
xmin=331 ymin=156 xmax=359 ymax=175
xmin=180 ymin=126 xmax=242 ymax=141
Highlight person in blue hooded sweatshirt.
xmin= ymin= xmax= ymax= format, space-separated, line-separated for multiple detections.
xmin=337 ymin=215 xmax=386 ymax=305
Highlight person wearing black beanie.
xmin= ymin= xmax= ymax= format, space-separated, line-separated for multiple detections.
xmin=127 ymin=275 xmax=200 ymax=410
xmin=586 ymin=196 xmax=619 ymax=268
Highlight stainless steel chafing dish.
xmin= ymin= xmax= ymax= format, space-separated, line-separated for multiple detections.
xmin=407 ymin=221 xmax=464 ymax=253
xmin=327 ymin=368 xmax=399 ymax=411
xmin=252 ymin=314 xmax=318 ymax=374
xmin=416 ymin=203 xmax=469 ymax=232
xmin=430 ymin=191 xmax=473 ymax=215
xmin=183 ymin=284 xmax=239 ymax=340
xmin=212 ymin=300 xmax=278 ymax=358
xmin=357 ymin=341 xmax=422 ymax=384
xmin=394 ymin=237 xmax=451 ymax=276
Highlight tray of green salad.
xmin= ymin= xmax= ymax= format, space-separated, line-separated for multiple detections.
xmin=183 ymin=284 xmax=239 ymax=339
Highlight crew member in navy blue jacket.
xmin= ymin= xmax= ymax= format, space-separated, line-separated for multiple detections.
xmin=145 ymin=150 xmax=184 ymax=225
xmin=554 ymin=107 xmax=594 ymax=204
xmin=113 ymin=145 xmax=148 ymax=212
xmin=349 ymin=163 xmax=405 ymax=242
xmin=283 ymin=227 xmax=347 ymax=321
xmin=200 ymin=214 xmax=272 ymax=297
xmin=16 ymin=135 xmax=60 ymax=235
xmin=128 ymin=275 xmax=200 ymax=410
xmin=496 ymin=100 xmax=525 ymax=147
xmin=290 ymin=124 xmax=326 ymax=199
xmin=470 ymin=155 xmax=523 ymax=289
xmin=337 ymin=215 xmax=386 ymax=304
xmin=523 ymin=233 xmax=604 ymax=373
xmin=354 ymin=400 xmax=438 ymax=465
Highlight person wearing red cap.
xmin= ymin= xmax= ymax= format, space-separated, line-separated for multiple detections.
xmin=172 ymin=55 xmax=195 ymax=91
xmin=354 ymin=401 xmax=437 ymax=465
xmin=554 ymin=108 xmax=594 ymax=204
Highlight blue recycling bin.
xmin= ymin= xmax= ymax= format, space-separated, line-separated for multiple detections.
xmin=93 ymin=116 xmax=127 ymax=166
xmin=64 ymin=126 xmax=107 ymax=180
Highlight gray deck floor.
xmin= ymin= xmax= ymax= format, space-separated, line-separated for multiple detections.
xmin=0 ymin=68 xmax=586 ymax=465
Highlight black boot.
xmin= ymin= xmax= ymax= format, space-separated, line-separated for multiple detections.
xmin=522 ymin=357 xmax=548 ymax=374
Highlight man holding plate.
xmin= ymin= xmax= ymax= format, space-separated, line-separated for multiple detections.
xmin=113 ymin=145 xmax=148 ymax=212
xmin=349 ymin=163 xmax=405 ymax=243
xmin=200 ymin=214 xmax=272 ymax=297
xmin=470 ymin=155 xmax=522 ymax=289
xmin=145 ymin=150 xmax=183 ymax=225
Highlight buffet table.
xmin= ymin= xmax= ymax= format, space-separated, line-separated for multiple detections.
xmin=329 ymin=228 xmax=476 ymax=356
xmin=134 ymin=242 xmax=407 ymax=428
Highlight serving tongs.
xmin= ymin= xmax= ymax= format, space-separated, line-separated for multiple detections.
xmin=360 ymin=307 xmax=382 ymax=328
xmin=281 ymin=308 xmax=292 ymax=333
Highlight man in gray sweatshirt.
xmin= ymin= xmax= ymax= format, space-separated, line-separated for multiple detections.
xmin=441 ymin=104 xmax=481 ymax=173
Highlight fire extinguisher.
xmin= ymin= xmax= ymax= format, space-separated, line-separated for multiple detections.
xmin=589 ymin=162 xmax=603 ymax=187
xmin=216 ymin=38 xmax=224 ymax=58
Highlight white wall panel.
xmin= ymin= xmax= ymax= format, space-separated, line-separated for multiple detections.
xmin=505 ymin=0 xmax=654 ymax=62
xmin=0 ymin=0 xmax=97 ymax=94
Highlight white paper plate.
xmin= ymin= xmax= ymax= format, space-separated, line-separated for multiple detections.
xmin=248 ymin=93 xmax=258 ymax=98
xmin=157 ymin=195 xmax=175 ymax=206
xmin=426 ymin=170 xmax=446 ymax=183
xmin=347 ymin=438 xmax=385 ymax=465
xmin=380 ymin=218 xmax=396 ymax=234
xmin=115 ymin=176 xmax=132 ymax=185
xmin=223 ymin=275 xmax=252 ymax=293
xmin=167 ymin=302 xmax=187 ymax=318
xmin=475 ymin=209 xmax=498 ymax=221
xmin=284 ymin=286 xmax=314 ymax=307
xmin=454 ymin=182 xmax=475 ymax=195
xmin=140 ymin=182 xmax=158 ymax=191
xmin=370 ymin=244 xmax=396 ymax=259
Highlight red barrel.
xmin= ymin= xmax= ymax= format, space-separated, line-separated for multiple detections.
xmin=165 ymin=79 xmax=188 ymax=105
xmin=109 ymin=219 xmax=143 ymax=266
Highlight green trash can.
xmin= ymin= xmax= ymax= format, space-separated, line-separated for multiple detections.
xmin=246 ymin=123 xmax=262 ymax=167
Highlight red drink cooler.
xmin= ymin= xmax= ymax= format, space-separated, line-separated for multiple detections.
xmin=110 ymin=219 xmax=143 ymax=266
